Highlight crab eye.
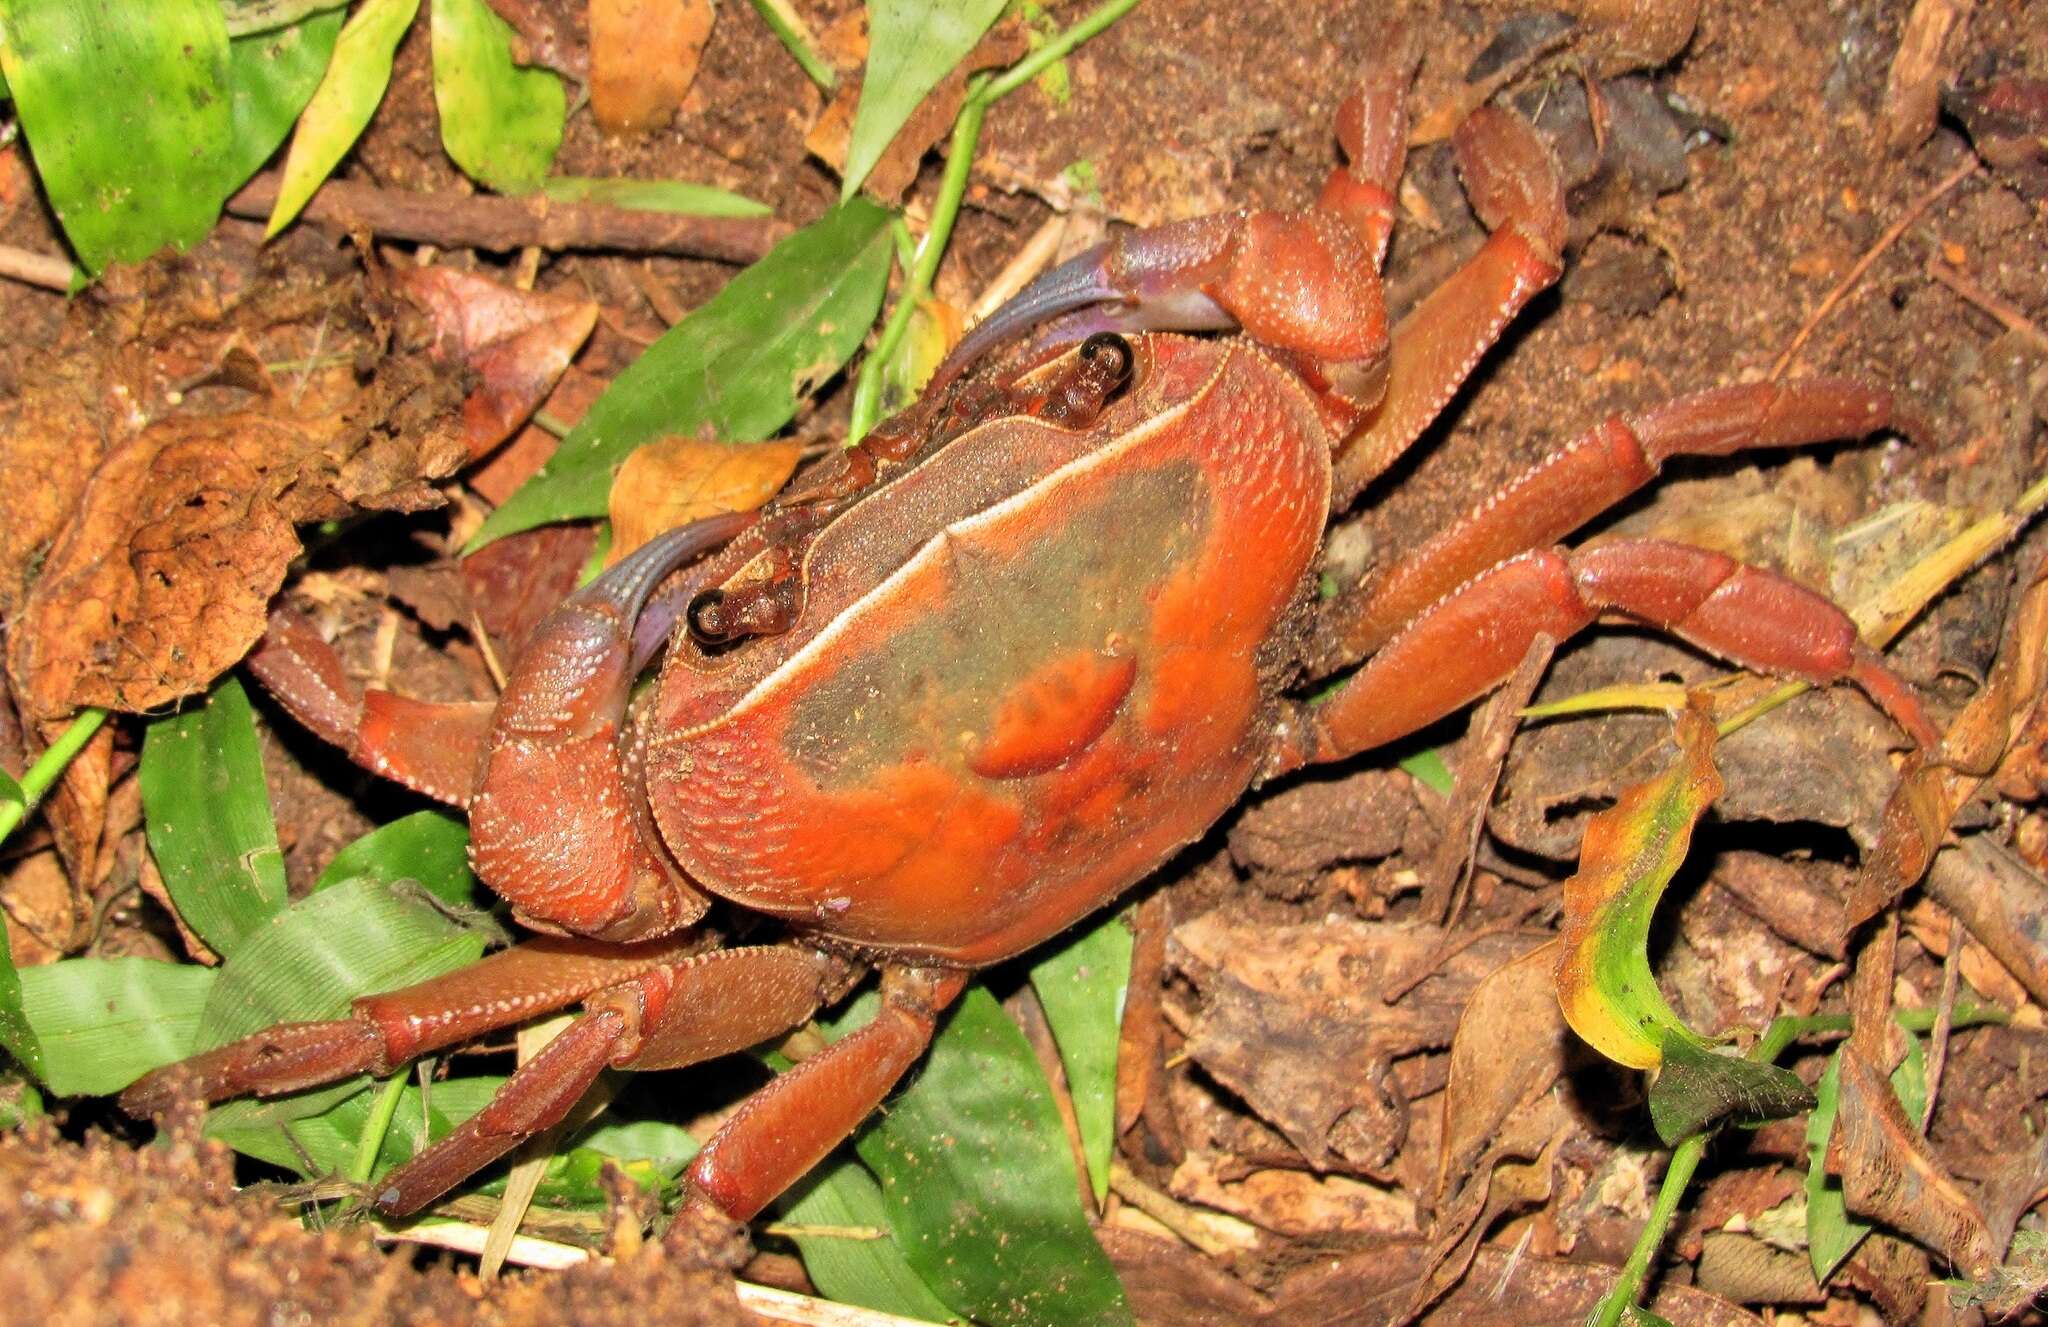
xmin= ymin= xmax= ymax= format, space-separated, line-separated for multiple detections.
xmin=687 ymin=589 xmax=735 ymax=645
xmin=1078 ymin=332 xmax=1134 ymax=387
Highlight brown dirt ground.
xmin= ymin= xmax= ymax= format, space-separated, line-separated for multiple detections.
xmin=2 ymin=0 xmax=2046 ymax=1324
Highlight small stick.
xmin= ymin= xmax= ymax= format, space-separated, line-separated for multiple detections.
xmin=1769 ymin=158 xmax=1977 ymax=380
xmin=0 ymin=242 xmax=74 ymax=291
xmin=1920 ymin=912 xmax=1965 ymax=1133
xmin=1927 ymin=254 xmax=2048 ymax=355
xmin=227 ymin=174 xmax=789 ymax=264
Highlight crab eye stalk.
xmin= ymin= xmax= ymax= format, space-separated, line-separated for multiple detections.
xmin=1039 ymin=332 xmax=1136 ymax=429
xmin=687 ymin=588 xmax=737 ymax=645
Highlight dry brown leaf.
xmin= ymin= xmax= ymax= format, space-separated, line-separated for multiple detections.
xmin=1827 ymin=1043 xmax=1997 ymax=1279
xmin=390 ymin=266 xmax=599 ymax=459
xmin=6 ymin=361 xmax=466 ymax=720
xmin=1398 ymin=1103 xmax=1568 ymax=1327
xmin=606 ymin=435 xmax=802 ymax=565
xmin=34 ymin=719 xmax=113 ymax=905
xmin=0 ymin=850 xmax=79 ymax=965
xmin=590 ymin=0 xmax=715 ymax=135
xmin=469 ymin=366 xmax=605 ymax=506
xmin=1435 ymin=938 xmax=1567 ymax=1208
xmin=461 ymin=524 xmax=600 ymax=666
xmin=1167 ymin=1152 xmax=1417 ymax=1239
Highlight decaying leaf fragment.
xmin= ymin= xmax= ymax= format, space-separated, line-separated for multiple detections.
xmin=1826 ymin=1044 xmax=1996 ymax=1280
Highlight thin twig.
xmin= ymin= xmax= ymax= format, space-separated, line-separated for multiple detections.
xmin=227 ymin=174 xmax=789 ymax=264
xmin=1769 ymin=159 xmax=1977 ymax=379
xmin=1927 ymin=253 xmax=2048 ymax=355
xmin=0 ymin=242 xmax=74 ymax=291
xmin=1920 ymin=912 xmax=1966 ymax=1133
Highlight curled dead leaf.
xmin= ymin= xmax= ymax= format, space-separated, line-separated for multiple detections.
xmin=1826 ymin=1044 xmax=1996 ymax=1279
xmin=606 ymin=435 xmax=803 ymax=565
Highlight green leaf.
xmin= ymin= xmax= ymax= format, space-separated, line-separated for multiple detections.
xmin=781 ymin=1156 xmax=959 ymax=1324
xmin=431 ymin=0 xmax=563 ymax=194
xmin=1648 ymin=1029 xmax=1815 ymax=1146
xmin=317 ymin=810 xmax=478 ymax=906
xmin=1028 ymin=914 xmax=1131 ymax=1204
xmin=1397 ymin=747 xmax=1454 ymax=797
xmin=222 ymin=10 xmax=345 ymax=187
xmin=1804 ymin=1051 xmax=1869 ymax=1282
xmin=266 ymin=0 xmax=419 ymax=236
xmin=223 ymin=0 xmax=349 ymax=39
xmin=0 ymin=1071 xmax=43 ymax=1128
xmin=471 ymin=198 xmax=894 ymax=547
xmin=842 ymin=0 xmax=1007 ymax=199
xmin=139 ymin=675 xmax=288 ymax=958
xmin=15 ymin=958 xmax=217 ymax=1097
xmin=540 ymin=176 xmax=771 ymax=218
xmin=0 ymin=920 xmax=43 ymax=1083
xmin=217 ymin=1073 xmax=501 ymax=1180
xmin=856 ymin=988 xmax=1131 ymax=1327
xmin=0 ymin=0 xmax=235 ymax=272
xmin=0 ymin=768 xmax=21 ymax=826
xmin=197 ymin=875 xmax=489 ymax=1048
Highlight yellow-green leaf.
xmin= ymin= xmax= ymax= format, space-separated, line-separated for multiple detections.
xmin=1554 ymin=706 xmax=1722 ymax=1070
xmin=266 ymin=0 xmax=419 ymax=237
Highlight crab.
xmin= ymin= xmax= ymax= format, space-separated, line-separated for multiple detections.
xmin=122 ymin=55 xmax=1936 ymax=1236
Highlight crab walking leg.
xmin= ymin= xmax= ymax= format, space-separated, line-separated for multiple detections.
xmin=372 ymin=944 xmax=845 ymax=1216
xmin=1329 ymin=106 xmax=1568 ymax=506
xmin=469 ymin=512 xmax=756 ymax=941
xmin=1270 ymin=538 xmax=1939 ymax=776
xmin=681 ymin=965 xmax=968 ymax=1225
xmin=119 ymin=934 xmax=707 ymax=1115
xmin=1315 ymin=380 xmax=1911 ymax=671
xmin=247 ymin=607 xmax=494 ymax=807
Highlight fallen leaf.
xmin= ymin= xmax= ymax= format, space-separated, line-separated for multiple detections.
xmin=1436 ymin=938 xmax=1568 ymax=1206
xmin=1167 ymin=1152 xmax=1417 ymax=1239
xmin=606 ymin=435 xmax=802 ymax=565
xmin=467 ymin=366 xmax=605 ymax=506
xmin=460 ymin=523 xmax=598 ymax=664
xmin=7 ymin=361 xmax=466 ymax=720
xmin=389 ymin=266 xmax=598 ymax=459
xmin=589 ymin=0 xmax=714 ymax=135
xmin=1826 ymin=1043 xmax=1997 ymax=1279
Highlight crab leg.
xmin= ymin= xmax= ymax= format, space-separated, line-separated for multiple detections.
xmin=370 ymin=943 xmax=844 ymax=1216
xmin=248 ymin=607 xmax=493 ymax=808
xmin=1271 ymin=537 xmax=1938 ymax=776
xmin=119 ymin=934 xmax=705 ymax=1115
xmin=1329 ymin=105 xmax=1567 ymax=505
xmin=1314 ymin=379 xmax=1911 ymax=671
xmin=682 ymin=964 xmax=967 ymax=1224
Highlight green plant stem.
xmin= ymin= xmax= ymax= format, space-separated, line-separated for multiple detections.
xmin=1753 ymin=1001 xmax=2008 ymax=1063
xmin=350 ymin=1072 xmax=410 ymax=1185
xmin=745 ymin=0 xmax=838 ymax=92
xmin=1589 ymin=1132 xmax=1706 ymax=1327
xmin=845 ymin=0 xmax=1141 ymax=442
xmin=0 ymin=708 xmax=108 ymax=848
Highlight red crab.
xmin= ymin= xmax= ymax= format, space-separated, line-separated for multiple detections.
xmin=123 ymin=56 xmax=1934 ymax=1234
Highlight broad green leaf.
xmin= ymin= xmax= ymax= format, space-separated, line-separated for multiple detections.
xmin=198 ymin=875 xmax=488 ymax=1048
xmin=781 ymin=1156 xmax=959 ymax=1323
xmin=842 ymin=0 xmax=1007 ymax=200
xmin=1648 ymin=1029 xmax=1813 ymax=1147
xmin=139 ymin=675 xmax=287 ymax=957
xmin=857 ymin=988 xmax=1131 ymax=1327
xmin=1029 ymin=914 xmax=1132 ymax=1204
xmin=218 ymin=1073 xmax=501 ymax=1180
xmin=1555 ymin=707 xmax=1722 ymax=1071
xmin=0 ymin=0 xmax=234 ymax=272
xmin=1398 ymin=747 xmax=1454 ymax=797
xmin=15 ymin=957 xmax=217 ymax=1096
xmin=578 ymin=1116 xmax=700 ymax=1174
xmin=541 ymin=176 xmax=771 ymax=218
xmin=431 ymin=0 xmax=563 ymax=193
xmin=266 ymin=0 xmax=419 ymax=236
xmin=222 ymin=10 xmax=345 ymax=186
xmin=317 ymin=809 xmax=478 ymax=906
xmin=0 ymin=919 xmax=43 ymax=1083
xmin=472 ymin=198 xmax=894 ymax=547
